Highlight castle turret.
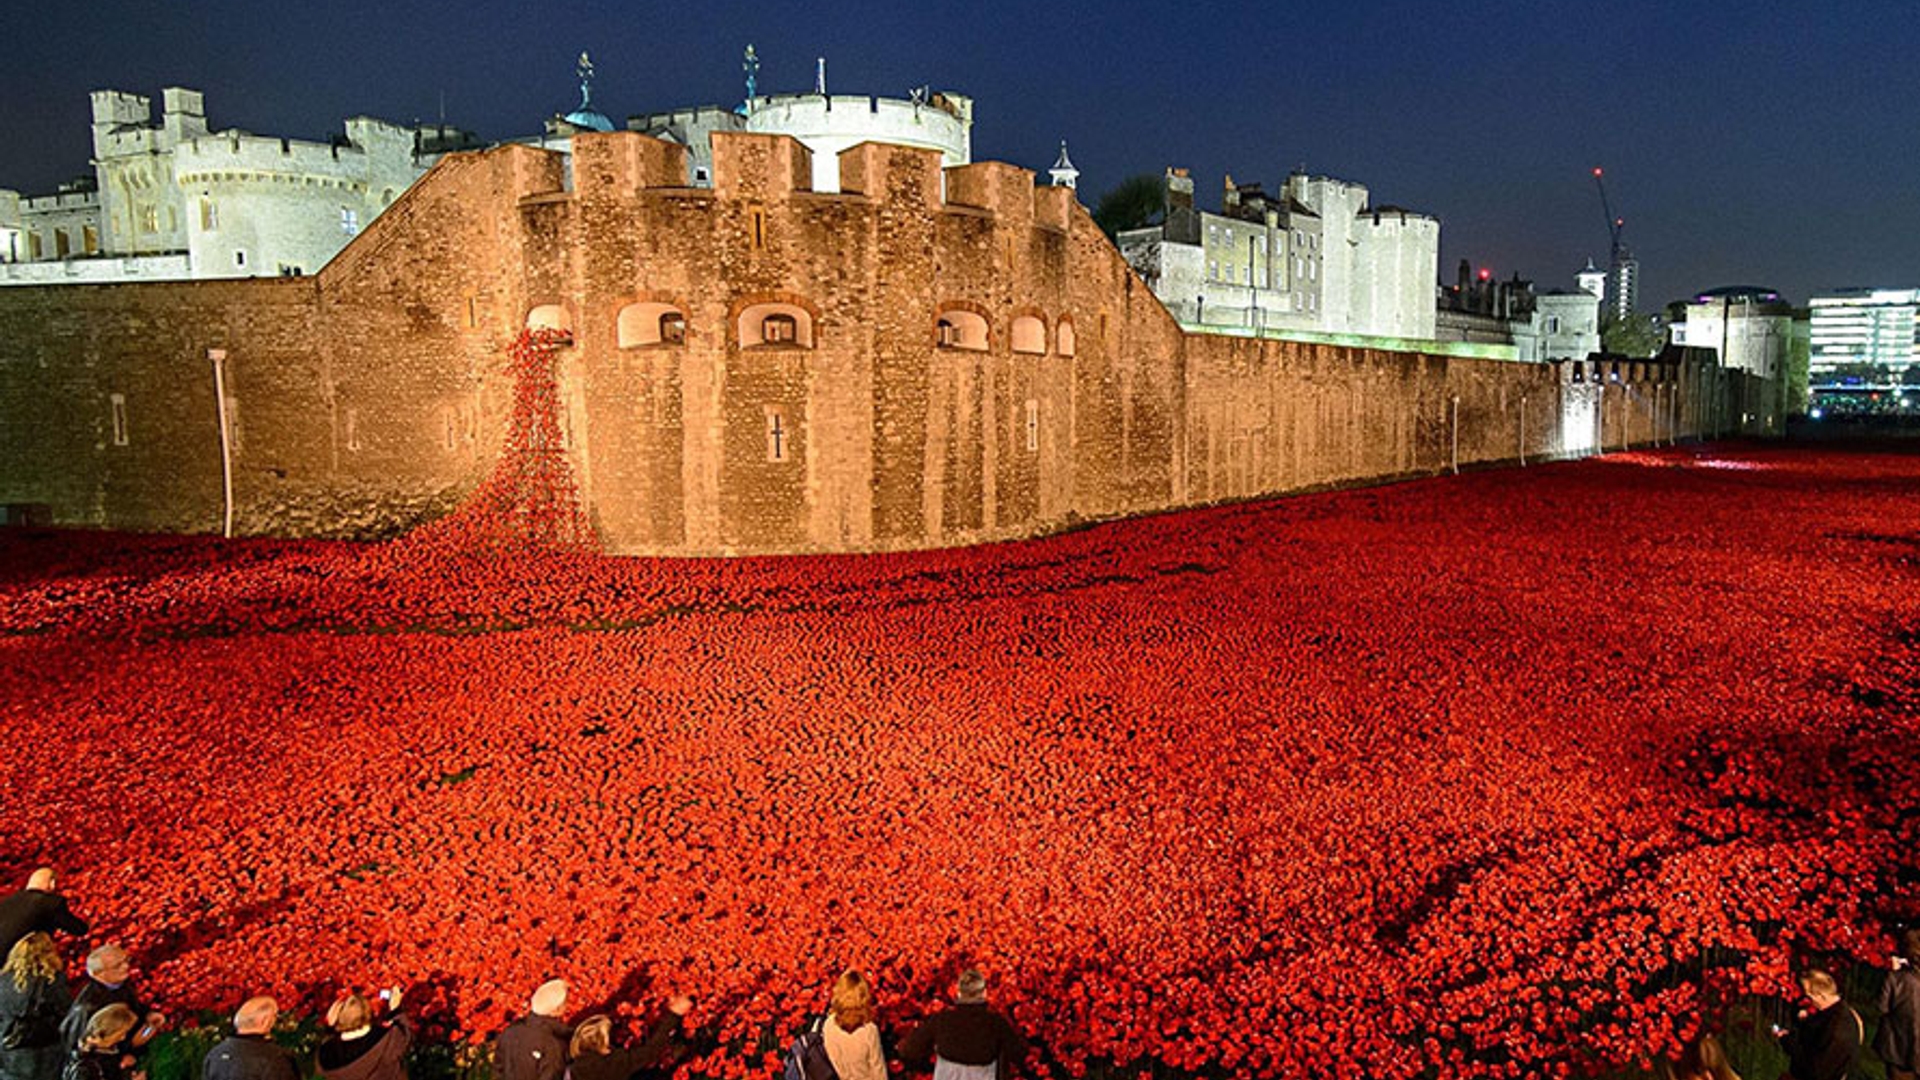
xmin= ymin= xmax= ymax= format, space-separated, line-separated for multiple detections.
xmin=1048 ymin=140 xmax=1078 ymax=190
xmin=161 ymin=88 xmax=208 ymax=143
xmin=90 ymin=90 xmax=151 ymax=157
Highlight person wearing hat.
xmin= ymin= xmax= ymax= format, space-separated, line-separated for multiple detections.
xmin=898 ymin=970 xmax=1027 ymax=1080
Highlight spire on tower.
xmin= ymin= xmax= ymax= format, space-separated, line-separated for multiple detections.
xmin=576 ymin=51 xmax=595 ymax=111
xmin=560 ymin=50 xmax=613 ymax=133
xmin=741 ymin=44 xmax=760 ymax=114
xmin=1049 ymin=140 xmax=1078 ymax=190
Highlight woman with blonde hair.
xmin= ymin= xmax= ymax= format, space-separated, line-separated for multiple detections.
xmin=62 ymin=1004 xmax=139 ymax=1080
xmin=822 ymin=971 xmax=884 ymax=1080
xmin=564 ymin=993 xmax=691 ymax=1080
xmin=1663 ymin=1031 xmax=1739 ymax=1080
xmin=0 ymin=934 xmax=72 ymax=1080
xmin=317 ymin=989 xmax=412 ymax=1080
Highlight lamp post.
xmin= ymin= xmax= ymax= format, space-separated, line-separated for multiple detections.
xmin=1450 ymin=395 xmax=1460 ymax=475
xmin=209 ymin=348 xmax=233 ymax=538
xmin=1248 ymin=234 xmax=1257 ymax=332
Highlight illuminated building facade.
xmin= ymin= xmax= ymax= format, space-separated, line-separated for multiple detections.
xmin=1807 ymin=288 xmax=1920 ymax=389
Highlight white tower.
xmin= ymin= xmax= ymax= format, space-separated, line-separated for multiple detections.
xmin=1577 ymin=258 xmax=1605 ymax=301
xmin=1048 ymin=140 xmax=1078 ymax=190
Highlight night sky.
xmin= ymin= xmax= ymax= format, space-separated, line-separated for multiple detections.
xmin=4 ymin=0 xmax=1915 ymax=310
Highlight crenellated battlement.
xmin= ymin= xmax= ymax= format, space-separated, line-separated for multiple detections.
xmin=749 ymin=92 xmax=970 ymax=132
xmin=545 ymin=131 xmax=1070 ymax=228
xmin=174 ymin=132 xmax=378 ymax=186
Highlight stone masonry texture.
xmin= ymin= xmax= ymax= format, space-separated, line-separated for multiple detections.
xmin=0 ymin=132 xmax=1777 ymax=555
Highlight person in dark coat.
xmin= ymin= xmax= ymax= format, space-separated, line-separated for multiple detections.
xmin=493 ymin=981 xmax=571 ymax=1080
xmin=0 ymin=871 xmax=87 ymax=960
xmin=0 ymin=934 xmax=73 ymax=1080
xmin=316 ymin=990 xmax=412 ymax=1080
xmin=898 ymin=970 xmax=1027 ymax=1080
xmin=63 ymin=1004 xmax=138 ymax=1080
xmin=61 ymin=947 xmax=161 ymax=1056
xmin=1878 ymin=929 xmax=1920 ymax=1080
xmin=564 ymin=995 xmax=691 ymax=1080
xmin=1777 ymin=969 xmax=1862 ymax=1080
xmin=202 ymin=998 xmax=295 ymax=1080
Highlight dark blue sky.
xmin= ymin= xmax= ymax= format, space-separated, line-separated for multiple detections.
xmin=5 ymin=0 xmax=1915 ymax=310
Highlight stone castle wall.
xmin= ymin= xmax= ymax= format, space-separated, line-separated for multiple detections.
xmin=0 ymin=132 xmax=1777 ymax=555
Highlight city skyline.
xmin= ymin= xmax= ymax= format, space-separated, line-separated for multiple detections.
xmin=2 ymin=0 xmax=1914 ymax=310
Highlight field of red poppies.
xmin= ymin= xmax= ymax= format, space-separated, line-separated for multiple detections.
xmin=3 ymin=442 xmax=1918 ymax=1079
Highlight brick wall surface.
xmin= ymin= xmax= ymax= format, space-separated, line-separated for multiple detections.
xmin=0 ymin=133 xmax=1782 ymax=555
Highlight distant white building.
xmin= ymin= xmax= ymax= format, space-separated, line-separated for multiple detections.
xmin=1607 ymin=255 xmax=1640 ymax=320
xmin=1436 ymin=261 xmax=1601 ymax=363
xmin=1807 ymin=288 xmax=1920 ymax=388
xmin=1118 ymin=169 xmax=1438 ymax=341
xmin=1670 ymin=286 xmax=1793 ymax=381
xmin=1522 ymin=289 xmax=1603 ymax=363
xmin=1 ymin=87 xmax=455 ymax=285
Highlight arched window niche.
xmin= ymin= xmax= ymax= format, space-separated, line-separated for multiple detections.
xmin=1056 ymin=318 xmax=1077 ymax=358
xmin=738 ymin=301 xmax=814 ymax=349
xmin=1011 ymin=314 xmax=1047 ymax=356
xmin=526 ymin=304 xmax=572 ymax=339
xmin=618 ymin=301 xmax=689 ymax=348
xmin=935 ymin=306 xmax=989 ymax=352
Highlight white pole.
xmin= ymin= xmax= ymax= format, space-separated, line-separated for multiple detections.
xmin=210 ymin=348 xmax=233 ymax=538
xmin=1594 ymin=384 xmax=1603 ymax=457
xmin=1518 ymin=395 xmax=1526 ymax=466
xmin=1450 ymin=395 xmax=1459 ymax=475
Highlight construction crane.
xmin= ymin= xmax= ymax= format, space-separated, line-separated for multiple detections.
xmin=1591 ymin=166 xmax=1625 ymax=269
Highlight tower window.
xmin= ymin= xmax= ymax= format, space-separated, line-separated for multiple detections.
xmin=762 ymin=313 xmax=797 ymax=343
xmin=765 ymin=406 xmax=790 ymax=462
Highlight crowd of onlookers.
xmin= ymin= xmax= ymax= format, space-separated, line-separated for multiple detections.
xmin=0 ymin=869 xmax=1027 ymax=1080
xmin=0 ymin=868 xmax=1913 ymax=1080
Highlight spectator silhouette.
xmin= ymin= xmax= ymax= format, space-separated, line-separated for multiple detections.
xmin=202 ymin=998 xmax=295 ymax=1080
xmin=1877 ymin=928 xmax=1920 ymax=1080
xmin=493 ymin=981 xmax=570 ymax=1080
xmin=822 ymin=971 xmax=884 ymax=1080
xmin=61 ymin=947 xmax=161 ymax=1056
xmin=63 ymin=1004 xmax=139 ymax=1080
xmin=564 ymin=995 xmax=690 ymax=1080
xmin=0 ymin=933 xmax=72 ymax=1080
xmin=898 ymin=970 xmax=1026 ymax=1080
xmin=1662 ymin=1031 xmax=1739 ymax=1080
xmin=316 ymin=991 xmax=411 ymax=1080
xmin=1778 ymin=969 xmax=1861 ymax=1080
xmin=0 ymin=872 xmax=87 ymax=959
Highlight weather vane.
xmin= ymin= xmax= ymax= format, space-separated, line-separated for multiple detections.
xmin=742 ymin=44 xmax=760 ymax=111
xmin=576 ymin=51 xmax=595 ymax=111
